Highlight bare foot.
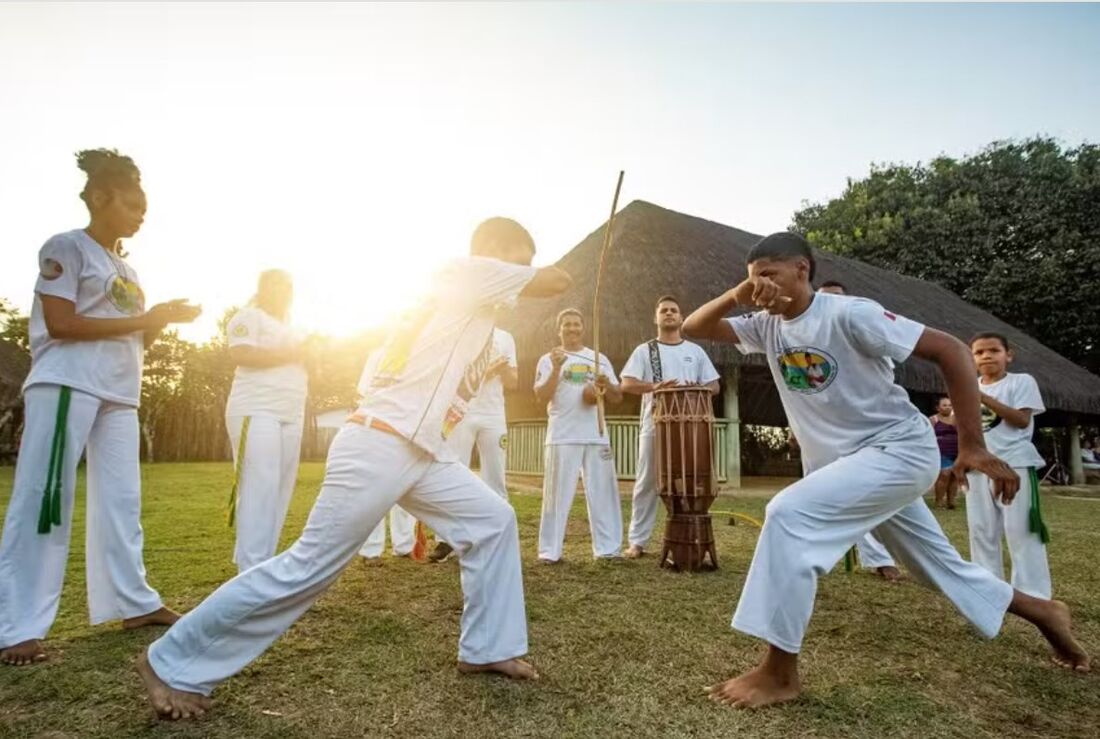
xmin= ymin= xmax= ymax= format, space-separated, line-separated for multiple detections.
xmin=624 ymin=545 xmax=645 ymax=559
xmin=1034 ymin=600 xmax=1090 ymax=672
xmin=135 ymin=649 xmax=213 ymax=720
xmin=458 ymin=657 xmax=539 ymax=680
xmin=361 ymin=557 xmax=384 ymax=568
xmin=537 ymin=558 xmax=563 ymax=566
xmin=123 ymin=607 xmax=181 ymax=630
xmin=706 ymin=666 xmax=802 ymax=709
xmin=876 ymin=566 xmax=904 ymax=582
xmin=0 ymin=639 xmax=47 ymax=666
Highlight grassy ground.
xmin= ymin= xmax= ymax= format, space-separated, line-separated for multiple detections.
xmin=0 ymin=463 xmax=1096 ymax=739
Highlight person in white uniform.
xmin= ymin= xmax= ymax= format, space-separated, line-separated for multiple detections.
xmin=817 ymin=280 xmax=901 ymax=581
xmin=359 ymin=506 xmax=417 ymax=561
xmin=430 ymin=327 xmax=518 ymax=563
xmin=534 ymin=309 xmax=623 ymax=563
xmin=620 ymin=295 xmax=719 ymax=559
xmin=137 ymin=216 xmax=572 ymax=720
xmin=683 ymin=232 xmax=1088 ymax=709
xmin=224 ymin=270 xmax=309 ymax=572
xmin=0 ymin=149 xmax=201 ymax=666
xmin=967 ymin=332 xmax=1052 ymax=599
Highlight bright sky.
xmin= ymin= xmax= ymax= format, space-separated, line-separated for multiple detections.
xmin=2 ymin=2 xmax=1098 ymax=340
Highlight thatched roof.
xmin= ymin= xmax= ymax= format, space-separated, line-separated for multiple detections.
xmin=504 ymin=200 xmax=1100 ymax=425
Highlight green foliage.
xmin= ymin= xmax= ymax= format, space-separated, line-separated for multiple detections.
xmin=793 ymin=137 xmax=1100 ymax=372
xmin=0 ymin=298 xmax=29 ymax=353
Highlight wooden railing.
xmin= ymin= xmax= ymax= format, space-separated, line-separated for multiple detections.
xmin=506 ymin=417 xmax=732 ymax=483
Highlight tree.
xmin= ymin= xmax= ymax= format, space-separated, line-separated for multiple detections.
xmin=792 ymin=137 xmax=1100 ymax=373
xmin=0 ymin=298 xmax=29 ymax=353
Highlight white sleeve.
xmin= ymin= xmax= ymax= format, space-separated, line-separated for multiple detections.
xmin=227 ymin=308 xmax=261 ymax=348
xmin=621 ymin=344 xmax=650 ymax=381
xmin=845 ymin=298 xmax=925 ymax=363
xmin=34 ymin=234 xmax=83 ymax=303
xmin=447 ymin=257 xmax=539 ymax=310
xmin=533 ymin=354 xmax=553 ymax=391
xmin=725 ymin=314 xmax=766 ymax=355
xmin=1014 ymin=374 xmax=1046 ymax=415
xmin=500 ymin=331 xmax=518 ymax=369
xmin=599 ymin=353 xmax=619 ymax=385
xmin=696 ymin=345 xmax=720 ymax=384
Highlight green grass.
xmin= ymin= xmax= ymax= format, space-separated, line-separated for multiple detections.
xmin=0 ymin=463 xmax=1096 ymax=738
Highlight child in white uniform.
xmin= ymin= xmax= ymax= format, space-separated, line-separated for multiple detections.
xmin=451 ymin=328 xmax=517 ymax=500
xmin=534 ymin=309 xmax=623 ymax=562
xmin=137 ymin=217 xmax=572 ymax=720
xmin=224 ymin=270 xmax=309 ymax=572
xmin=359 ymin=506 xmax=417 ymax=560
xmin=0 ymin=149 xmax=201 ymax=666
xmin=967 ymin=332 xmax=1051 ymax=598
xmin=620 ymin=295 xmax=719 ymax=558
xmin=684 ymin=232 xmax=1088 ymax=709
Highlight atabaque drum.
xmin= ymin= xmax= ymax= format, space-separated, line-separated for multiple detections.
xmin=653 ymin=386 xmax=718 ymax=571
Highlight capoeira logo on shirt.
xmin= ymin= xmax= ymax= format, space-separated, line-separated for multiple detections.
xmin=104 ymin=274 xmax=145 ymax=315
xmin=980 ymin=405 xmax=1002 ymax=432
xmin=563 ymin=363 xmax=594 ymax=384
xmin=777 ymin=347 xmax=837 ymax=394
xmin=40 ymin=258 xmax=64 ymax=280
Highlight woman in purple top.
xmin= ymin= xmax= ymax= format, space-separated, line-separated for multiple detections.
xmin=930 ymin=396 xmax=959 ymax=507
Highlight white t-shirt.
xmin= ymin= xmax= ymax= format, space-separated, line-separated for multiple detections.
xmin=534 ymin=347 xmax=618 ymax=445
xmin=465 ymin=328 xmax=516 ymax=422
xmin=727 ymin=293 xmax=927 ymax=473
xmin=621 ymin=339 xmax=720 ymax=436
xmin=24 ymin=229 xmax=146 ymax=406
xmin=225 ymin=306 xmax=309 ymax=422
xmin=356 ymin=257 xmax=537 ymax=462
xmin=979 ymin=372 xmax=1045 ymax=468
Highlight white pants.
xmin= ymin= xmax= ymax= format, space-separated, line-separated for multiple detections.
xmin=965 ymin=468 xmax=1051 ymax=599
xmin=148 ymin=424 xmax=527 ymax=695
xmin=0 ymin=385 xmax=162 ymax=646
xmin=538 ymin=444 xmax=622 ymax=560
xmin=359 ymin=505 xmax=416 ymax=558
xmin=226 ymin=414 xmax=304 ymax=572
xmin=732 ymin=432 xmax=1014 ymax=654
xmin=627 ymin=434 xmax=660 ymax=548
xmin=856 ymin=532 xmax=896 ymax=569
xmin=451 ymin=415 xmax=509 ymax=500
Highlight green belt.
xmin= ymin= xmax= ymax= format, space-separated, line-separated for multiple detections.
xmin=1028 ymin=467 xmax=1050 ymax=544
xmin=38 ymin=386 xmax=72 ymax=534
xmin=227 ymin=416 xmax=251 ymax=528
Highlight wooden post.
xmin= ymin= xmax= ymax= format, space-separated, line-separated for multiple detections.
xmin=1069 ymin=421 xmax=1085 ymax=486
xmin=722 ymin=365 xmax=741 ymax=488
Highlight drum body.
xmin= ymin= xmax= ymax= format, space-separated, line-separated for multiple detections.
xmin=653 ymin=387 xmax=718 ymax=571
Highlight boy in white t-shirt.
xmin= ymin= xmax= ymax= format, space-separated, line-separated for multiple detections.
xmin=1 ymin=150 xmax=201 ymax=666
xmin=137 ymin=218 xmax=572 ymax=720
xmin=684 ymin=232 xmax=1088 ymax=709
xmin=620 ymin=295 xmax=719 ymax=558
xmin=534 ymin=309 xmax=624 ymax=562
xmin=967 ymin=332 xmax=1052 ymax=599
xmin=224 ymin=270 xmax=310 ymax=572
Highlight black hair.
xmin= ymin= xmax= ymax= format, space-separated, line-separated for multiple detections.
xmin=470 ymin=217 xmax=535 ymax=257
xmin=746 ymin=231 xmax=816 ymax=282
xmin=655 ymin=295 xmax=680 ymax=310
xmin=969 ymin=331 xmax=1010 ymax=351
xmin=818 ymin=280 xmax=847 ymax=293
xmin=556 ymin=308 xmax=583 ymax=328
xmin=76 ymin=148 xmax=141 ymax=206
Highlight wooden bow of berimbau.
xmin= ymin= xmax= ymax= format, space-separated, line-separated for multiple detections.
xmin=592 ymin=170 xmax=625 ymax=437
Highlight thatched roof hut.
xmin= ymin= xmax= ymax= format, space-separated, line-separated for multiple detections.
xmin=503 ymin=200 xmax=1100 ymax=428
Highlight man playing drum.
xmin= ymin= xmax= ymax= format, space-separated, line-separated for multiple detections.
xmin=620 ymin=295 xmax=719 ymax=559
